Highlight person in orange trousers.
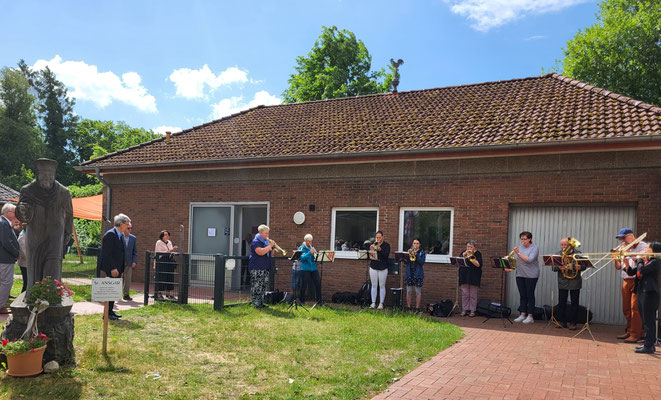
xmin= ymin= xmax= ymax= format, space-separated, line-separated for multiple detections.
xmin=614 ymin=228 xmax=647 ymax=343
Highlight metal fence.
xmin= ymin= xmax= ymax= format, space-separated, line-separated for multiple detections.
xmin=62 ymin=246 xmax=99 ymax=282
xmin=143 ymin=251 xmax=284 ymax=310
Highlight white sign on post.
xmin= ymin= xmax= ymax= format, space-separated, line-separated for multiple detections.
xmin=92 ymin=278 xmax=123 ymax=302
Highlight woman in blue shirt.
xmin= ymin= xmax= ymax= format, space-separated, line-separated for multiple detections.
xmin=248 ymin=224 xmax=276 ymax=307
xmin=405 ymin=238 xmax=426 ymax=311
xmin=299 ymin=234 xmax=322 ymax=305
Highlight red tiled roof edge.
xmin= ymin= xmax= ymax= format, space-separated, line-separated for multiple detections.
xmin=549 ymin=73 xmax=661 ymax=113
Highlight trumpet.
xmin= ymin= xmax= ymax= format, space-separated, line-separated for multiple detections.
xmin=268 ymin=239 xmax=287 ymax=256
xmin=408 ymin=248 xmax=416 ymax=262
xmin=465 ymin=249 xmax=476 ymax=263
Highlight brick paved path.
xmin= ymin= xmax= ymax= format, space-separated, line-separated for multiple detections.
xmin=374 ymin=314 xmax=661 ymax=400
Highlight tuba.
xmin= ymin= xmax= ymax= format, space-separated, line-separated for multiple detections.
xmin=560 ymin=237 xmax=581 ymax=279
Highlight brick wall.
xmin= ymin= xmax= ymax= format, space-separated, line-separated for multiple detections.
xmin=101 ymin=152 xmax=661 ymax=308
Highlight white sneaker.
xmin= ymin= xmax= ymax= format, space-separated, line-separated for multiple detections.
xmin=370 ymin=303 xmax=376 ymax=309
xmin=522 ymin=315 xmax=534 ymax=324
xmin=377 ymin=303 xmax=384 ymax=310
xmin=513 ymin=314 xmax=526 ymax=323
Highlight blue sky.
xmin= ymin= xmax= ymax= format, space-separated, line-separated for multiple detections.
xmin=0 ymin=0 xmax=599 ymax=134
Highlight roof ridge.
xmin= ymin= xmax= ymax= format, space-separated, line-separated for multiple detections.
xmin=549 ymin=73 xmax=661 ymax=114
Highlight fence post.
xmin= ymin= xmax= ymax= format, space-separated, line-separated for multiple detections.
xmin=269 ymin=257 xmax=276 ymax=291
xmin=214 ymin=254 xmax=225 ymax=311
xmin=144 ymin=251 xmax=151 ymax=306
xmin=180 ymin=253 xmax=190 ymax=304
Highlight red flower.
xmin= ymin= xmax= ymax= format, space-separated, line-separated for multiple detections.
xmin=57 ymin=291 xmax=62 ymax=296
xmin=30 ymin=348 xmax=35 ymax=353
xmin=2 ymin=339 xmax=7 ymax=346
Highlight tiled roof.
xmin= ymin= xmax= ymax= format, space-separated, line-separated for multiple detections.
xmin=0 ymin=182 xmax=19 ymax=202
xmin=82 ymin=73 xmax=661 ymax=169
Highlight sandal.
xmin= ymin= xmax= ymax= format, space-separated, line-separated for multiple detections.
xmin=469 ymin=312 xmax=476 ymax=317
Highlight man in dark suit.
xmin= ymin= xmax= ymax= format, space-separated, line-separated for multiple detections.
xmin=101 ymin=213 xmax=130 ymax=320
xmin=121 ymin=222 xmax=138 ymax=301
xmin=0 ymin=204 xmax=20 ymax=314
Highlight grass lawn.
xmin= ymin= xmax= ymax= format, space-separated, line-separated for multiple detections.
xmin=4 ymin=280 xmax=137 ymax=307
xmin=1 ymin=303 xmax=463 ymax=399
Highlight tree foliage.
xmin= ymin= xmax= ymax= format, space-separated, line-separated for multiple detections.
xmin=561 ymin=0 xmax=661 ymax=105
xmin=19 ymin=60 xmax=81 ymax=185
xmin=75 ymin=119 xmax=160 ymax=164
xmin=0 ymin=67 xmax=43 ymax=188
xmin=282 ymin=26 xmax=394 ymax=103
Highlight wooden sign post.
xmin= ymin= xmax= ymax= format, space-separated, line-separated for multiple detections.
xmin=92 ymin=278 xmax=123 ymax=355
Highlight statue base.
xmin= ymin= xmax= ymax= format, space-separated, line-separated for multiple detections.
xmin=1 ymin=293 xmax=76 ymax=366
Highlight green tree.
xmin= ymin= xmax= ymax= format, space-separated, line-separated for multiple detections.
xmin=0 ymin=67 xmax=44 ymax=189
xmin=283 ymin=26 xmax=394 ymax=103
xmin=19 ymin=60 xmax=80 ymax=185
xmin=561 ymin=0 xmax=661 ymax=105
xmin=75 ymin=119 xmax=161 ymax=163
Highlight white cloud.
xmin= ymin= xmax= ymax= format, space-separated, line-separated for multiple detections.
xmin=153 ymin=126 xmax=182 ymax=135
xmin=169 ymin=65 xmax=249 ymax=99
xmin=525 ymin=35 xmax=547 ymax=41
xmin=211 ymin=90 xmax=281 ymax=119
xmin=444 ymin=1 xmax=589 ymax=32
xmin=31 ymin=55 xmax=157 ymax=113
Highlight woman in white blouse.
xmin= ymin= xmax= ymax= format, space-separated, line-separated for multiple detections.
xmin=154 ymin=230 xmax=178 ymax=300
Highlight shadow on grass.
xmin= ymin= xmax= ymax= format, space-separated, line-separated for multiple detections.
xmin=109 ymin=319 xmax=144 ymax=330
xmin=0 ymin=368 xmax=84 ymax=400
xmin=94 ymin=353 xmax=132 ymax=374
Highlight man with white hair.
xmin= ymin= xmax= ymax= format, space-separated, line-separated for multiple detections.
xmin=100 ymin=213 xmax=131 ymax=319
xmin=0 ymin=203 xmax=19 ymax=313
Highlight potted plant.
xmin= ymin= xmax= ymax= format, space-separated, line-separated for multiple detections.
xmin=1 ymin=333 xmax=49 ymax=376
xmin=0 ymin=277 xmax=73 ymax=376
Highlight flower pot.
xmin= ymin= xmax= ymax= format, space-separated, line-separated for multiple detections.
xmin=5 ymin=345 xmax=47 ymax=377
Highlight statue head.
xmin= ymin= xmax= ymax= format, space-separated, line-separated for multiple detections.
xmin=35 ymin=158 xmax=58 ymax=190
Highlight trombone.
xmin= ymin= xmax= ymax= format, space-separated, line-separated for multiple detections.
xmin=574 ymin=233 xmax=648 ymax=279
xmin=268 ymin=239 xmax=287 ymax=256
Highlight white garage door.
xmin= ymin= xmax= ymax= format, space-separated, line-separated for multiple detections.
xmin=506 ymin=205 xmax=636 ymax=324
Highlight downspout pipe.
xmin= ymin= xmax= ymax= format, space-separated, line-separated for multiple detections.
xmin=95 ymin=167 xmax=111 ymax=225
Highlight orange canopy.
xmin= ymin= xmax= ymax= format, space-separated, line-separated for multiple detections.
xmin=72 ymin=194 xmax=103 ymax=221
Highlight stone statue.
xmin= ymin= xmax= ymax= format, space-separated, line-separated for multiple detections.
xmin=390 ymin=58 xmax=404 ymax=93
xmin=15 ymin=158 xmax=73 ymax=290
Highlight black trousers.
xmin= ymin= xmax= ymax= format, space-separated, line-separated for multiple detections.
xmin=300 ymin=270 xmax=322 ymax=303
xmin=20 ymin=266 xmax=28 ymax=293
xmin=558 ymin=288 xmax=580 ymax=325
xmin=516 ymin=277 xmax=538 ymax=315
xmin=638 ymin=290 xmax=659 ymax=348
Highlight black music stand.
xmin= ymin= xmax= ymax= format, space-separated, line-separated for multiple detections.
xmin=310 ymin=250 xmax=335 ymax=309
xmin=287 ymin=251 xmax=309 ymax=312
xmin=448 ymin=257 xmax=467 ymax=316
xmin=393 ymin=252 xmax=410 ymax=310
xmin=487 ymin=257 xmax=514 ymax=326
xmin=543 ymin=255 xmax=565 ymax=328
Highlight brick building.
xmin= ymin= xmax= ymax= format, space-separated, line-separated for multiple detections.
xmin=80 ymin=74 xmax=661 ymax=323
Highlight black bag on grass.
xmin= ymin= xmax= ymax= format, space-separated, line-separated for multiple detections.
xmin=357 ymin=280 xmax=372 ymax=306
xmin=427 ymin=300 xmax=454 ymax=317
xmin=265 ymin=290 xmax=284 ymax=304
xmin=332 ymin=292 xmax=358 ymax=304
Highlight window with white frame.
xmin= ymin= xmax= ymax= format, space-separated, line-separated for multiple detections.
xmin=399 ymin=208 xmax=453 ymax=263
xmin=331 ymin=208 xmax=378 ymax=258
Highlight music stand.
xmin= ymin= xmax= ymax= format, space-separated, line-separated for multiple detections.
xmin=487 ymin=257 xmax=514 ymax=326
xmin=357 ymin=250 xmax=369 ymax=260
xmin=448 ymin=257 xmax=467 ymax=316
xmin=393 ymin=252 xmax=410 ymax=310
xmin=543 ymin=255 xmax=565 ymax=329
xmin=571 ymin=256 xmax=597 ymax=342
xmin=287 ymin=251 xmax=309 ymax=312
xmin=310 ymin=250 xmax=335 ymax=309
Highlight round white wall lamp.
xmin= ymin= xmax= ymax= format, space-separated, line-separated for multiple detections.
xmin=293 ymin=211 xmax=306 ymax=225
